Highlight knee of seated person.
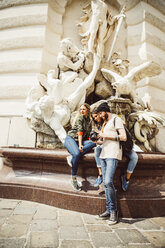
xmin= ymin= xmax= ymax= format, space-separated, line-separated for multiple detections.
xmin=73 ymin=150 xmax=81 ymax=158
xmin=132 ymin=152 xmax=138 ymax=163
xmin=104 ymin=179 xmax=113 ymax=188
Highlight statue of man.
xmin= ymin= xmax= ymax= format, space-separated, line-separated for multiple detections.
xmin=78 ymin=0 xmax=125 ymax=58
xmin=26 ymin=53 xmax=101 ymax=143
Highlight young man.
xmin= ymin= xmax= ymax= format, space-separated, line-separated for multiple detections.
xmin=96 ymin=102 xmax=126 ymax=225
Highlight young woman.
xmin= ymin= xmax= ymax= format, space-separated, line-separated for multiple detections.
xmin=91 ymin=110 xmax=104 ymax=187
xmin=64 ymin=103 xmax=96 ymax=191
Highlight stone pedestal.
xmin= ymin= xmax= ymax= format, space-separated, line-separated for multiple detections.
xmin=0 ymin=147 xmax=164 ymax=218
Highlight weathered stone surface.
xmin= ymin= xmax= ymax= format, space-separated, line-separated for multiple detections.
xmin=143 ymin=231 xmax=165 ymax=247
xmin=0 ymin=217 xmax=6 ymax=226
xmin=0 ymin=199 xmax=19 ymax=209
xmin=27 ymin=231 xmax=59 ymax=248
xmin=0 ymin=223 xmax=28 ymax=238
xmin=0 ymin=238 xmax=26 ymax=248
xmin=0 ymin=199 xmax=164 ymax=247
xmin=90 ymin=232 xmax=122 ymax=248
xmin=60 ymin=240 xmax=93 ymax=248
xmin=133 ymin=218 xmax=160 ymax=230
xmin=30 ymin=219 xmax=58 ymax=232
xmin=82 ymin=214 xmax=105 ymax=224
xmin=13 ymin=206 xmax=37 ymax=215
xmin=126 ymin=245 xmax=155 ymax=248
xmin=59 ymin=215 xmax=84 ymax=226
xmin=115 ymin=229 xmax=149 ymax=244
xmin=33 ymin=206 xmax=57 ymax=220
xmin=86 ymin=224 xmax=112 ymax=232
xmin=151 ymin=217 xmax=165 ymax=228
xmin=7 ymin=214 xmax=33 ymax=224
xmin=0 ymin=209 xmax=12 ymax=217
xmin=59 ymin=226 xmax=89 ymax=240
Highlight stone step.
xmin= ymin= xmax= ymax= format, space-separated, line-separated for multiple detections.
xmin=0 ymin=147 xmax=165 ymax=218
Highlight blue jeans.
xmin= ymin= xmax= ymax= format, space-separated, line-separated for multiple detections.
xmin=100 ymin=158 xmax=118 ymax=213
xmin=125 ymin=150 xmax=138 ymax=173
xmin=94 ymin=145 xmax=102 ymax=168
xmin=64 ymin=135 xmax=96 ymax=176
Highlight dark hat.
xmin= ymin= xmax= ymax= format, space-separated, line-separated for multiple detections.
xmin=96 ymin=102 xmax=110 ymax=113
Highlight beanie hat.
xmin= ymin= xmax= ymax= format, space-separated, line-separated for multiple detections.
xmin=96 ymin=102 xmax=110 ymax=113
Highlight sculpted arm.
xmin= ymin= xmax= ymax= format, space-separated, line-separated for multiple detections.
xmin=58 ymin=53 xmax=84 ymax=71
xmin=49 ymin=115 xmax=67 ymax=144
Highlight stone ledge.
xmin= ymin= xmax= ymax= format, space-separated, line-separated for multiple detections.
xmin=0 ymin=147 xmax=165 ymax=218
xmin=1 ymin=147 xmax=165 ymax=165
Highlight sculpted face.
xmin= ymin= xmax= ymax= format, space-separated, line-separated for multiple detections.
xmin=39 ymin=96 xmax=54 ymax=111
xmin=60 ymin=38 xmax=79 ymax=57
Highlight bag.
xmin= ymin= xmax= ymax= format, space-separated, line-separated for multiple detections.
xmin=89 ymin=130 xmax=98 ymax=142
xmin=114 ymin=117 xmax=133 ymax=155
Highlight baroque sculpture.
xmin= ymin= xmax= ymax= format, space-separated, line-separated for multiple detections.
xmin=25 ymin=0 xmax=165 ymax=152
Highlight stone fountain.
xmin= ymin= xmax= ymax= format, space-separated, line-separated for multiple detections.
xmin=0 ymin=0 xmax=165 ymax=218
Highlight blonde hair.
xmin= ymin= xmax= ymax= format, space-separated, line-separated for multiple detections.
xmin=72 ymin=103 xmax=91 ymax=127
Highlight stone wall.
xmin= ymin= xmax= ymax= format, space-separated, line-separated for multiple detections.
xmin=0 ymin=0 xmax=48 ymax=146
xmin=0 ymin=0 xmax=165 ymax=150
xmin=125 ymin=0 xmax=165 ymax=152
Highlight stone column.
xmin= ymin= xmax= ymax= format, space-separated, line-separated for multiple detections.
xmin=125 ymin=0 xmax=165 ymax=152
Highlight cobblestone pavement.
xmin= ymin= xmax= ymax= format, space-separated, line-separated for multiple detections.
xmin=0 ymin=198 xmax=164 ymax=248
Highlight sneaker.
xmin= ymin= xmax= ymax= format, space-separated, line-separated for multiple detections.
xmin=96 ymin=211 xmax=110 ymax=220
xmin=71 ymin=179 xmax=81 ymax=192
xmin=93 ymin=176 xmax=103 ymax=187
xmin=107 ymin=211 xmax=118 ymax=225
xmin=121 ymin=175 xmax=129 ymax=191
xmin=66 ymin=155 xmax=72 ymax=167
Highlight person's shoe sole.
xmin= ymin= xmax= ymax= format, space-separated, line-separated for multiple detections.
xmin=95 ymin=213 xmax=110 ymax=220
xmin=107 ymin=219 xmax=118 ymax=225
xmin=107 ymin=211 xmax=119 ymax=225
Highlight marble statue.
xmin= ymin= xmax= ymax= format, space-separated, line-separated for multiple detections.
xmin=25 ymin=79 xmax=45 ymax=119
xmin=77 ymin=0 xmax=125 ymax=58
xmin=101 ymin=61 xmax=162 ymax=102
xmin=37 ymin=95 xmax=68 ymax=144
xmin=39 ymin=69 xmax=63 ymax=105
xmin=57 ymin=38 xmax=86 ymax=99
xmin=24 ymin=2 xmax=164 ymax=152
xmin=129 ymin=110 xmax=165 ymax=151
xmin=26 ymin=53 xmax=100 ymax=144
xmin=107 ymin=6 xmax=125 ymax=61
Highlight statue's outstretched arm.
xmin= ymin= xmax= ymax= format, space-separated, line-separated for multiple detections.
xmin=49 ymin=115 xmax=67 ymax=144
xmin=58 ymin=53 xmax=84 ymax=72
xmin=67 ymin=54 xmax=100 ymax=111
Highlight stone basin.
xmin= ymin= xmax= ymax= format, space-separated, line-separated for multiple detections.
xmin=0 ymin=147 xmax=165 ymax=218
